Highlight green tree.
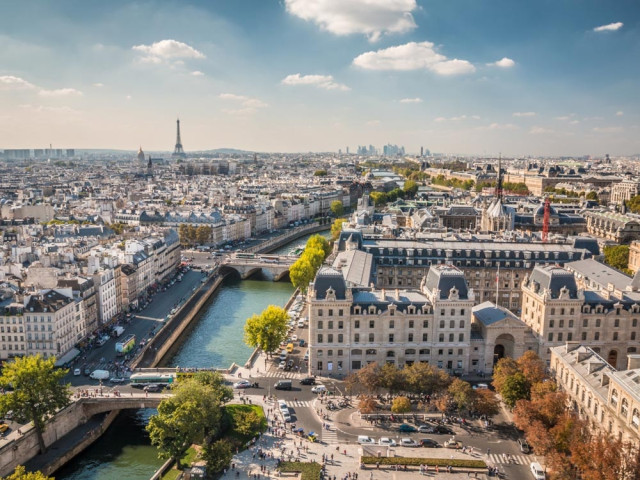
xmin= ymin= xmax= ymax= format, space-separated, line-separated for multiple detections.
xmin=501 ymin=372 xmax=530 ymax=407
xmin=195 ymin=225 xmax=212 ymax=245
xmin=289 ymin=256 xmax=316 ymax=292
xmin=178 ymin=224 xmax=190 ymax=247
xmin=492 ymin=357 xmax=519 ymax=393
xmin=378 ymin=363 xmax=404 ymax=394
xmin=447 ymin=378 xmax=475 ymax=411
xmin=313 ymin=169 xmax=327 ymax=176
xmin=0 ymin=355 xmax=71 ymax=454
xmin=330 ymin=218 xmax=347 ymax=241
xmin=403 ymin=180 xmax=419 ymax=198
xmin=604 ymin=245 xmax=630 ymax=271
xmin=404 ymin=362 xmax=451 ymax=395
xmin=586 ymin=191 xmax=598 ymax=201
xmin=307 ymin=234 xmax=331 ymax=258
xmin=330 ymin=200 xmax=344 ymax=217
xmin=369 ymin=191 xmax=388 ymax=206
xmin=200 ymin=440 xmax=233 ymax=474
xmin=232 ymin=409 xmax=264 ymax=436
xmin=243 ymin=305 xmax=289 ymax=356
xmin=2 ymin=466 xmax=53 ymax=480
xmin=391 ymin=396 xmax=412 ymax=414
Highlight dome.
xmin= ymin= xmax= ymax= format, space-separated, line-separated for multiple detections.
xmin=534 ymin=203 xmax=557 ymax=217
xmin=137 ymin=146 xmax=145 ymax=162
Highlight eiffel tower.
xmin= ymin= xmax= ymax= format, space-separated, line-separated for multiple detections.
xmin=172 ymin=118 xmax=186 ymax=158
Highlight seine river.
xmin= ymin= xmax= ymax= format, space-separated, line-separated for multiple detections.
xmin=56 ymin=232 xmax=325 ymax=480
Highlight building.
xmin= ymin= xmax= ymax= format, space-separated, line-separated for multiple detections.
xmin=611 ymin=179 xmax=640 ymax=206
xmin=307 ymin=265 xmax=474 ymax=377
xmin=92 ymin=268 xmax=118 ymax=325
xmin=628 ymin=241 xmax=640 ymax=273
xmin=584 ymin=210 xmax=640 ymax=244
xmin=551 ymin=343 xmax=640 ymax=444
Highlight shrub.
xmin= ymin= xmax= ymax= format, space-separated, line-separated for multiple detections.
xmin=279 ymin=461 xmax=322 ymax=480
xmin=361 ymin=456 xmax=487 ymax=469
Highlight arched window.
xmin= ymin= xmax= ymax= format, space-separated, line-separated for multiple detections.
xmin=419 ymin=349 xmax=430 ymax=355
xmin=621 ymin=398 xmax=629 ymax=417
xmin=365 ymin=349 xmax=377 ymax=355
xmin=352 ymin=349 xmax=362 ymax=356
xmin=611 ymin=389 xmax=619 ymax=407
xmin=632 ymin=408 xmax=640 ymax=429
xmin=386 ymin=351 xmax=395 ymax=358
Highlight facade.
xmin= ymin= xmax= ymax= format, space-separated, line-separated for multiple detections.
xmin=629 ymin=241 xmax=640 ymax=273
xmin=57 ymin=276 xmax=98 ymax=338
xmin=307 ymin=265 xmax=475 ymax=377
xmin=584 ymin=210 xmax=640 ymax=244
xmin=551 ymin=344 xmax=640 ymax=444
xmin=23 ymin=290 xmax=77 ymax=359
xmin=92 ymin=268 xmax=117 ymax=325
xmin=611 ymin=180 xmax=640 ymax=206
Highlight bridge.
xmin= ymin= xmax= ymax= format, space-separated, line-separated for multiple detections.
xmin=75 ymin=392 xmax=166 ymax=418
xmin=221 ymin=254 xmax=297 ymax=280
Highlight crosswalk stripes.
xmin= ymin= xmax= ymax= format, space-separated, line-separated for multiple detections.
xmin=487 ymin=453 xmax=530 ymax=465
xmin=288 ymin=400 xmax=312 ymax=408
xmin=263 ymin=370 xmax=302 ymax=379
xmin=321 ymin=427 xmax=338 ymax=444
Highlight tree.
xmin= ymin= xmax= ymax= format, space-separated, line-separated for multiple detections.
xmin=195 ymin=225 xmax=212 ymax=245
xmin=500 ymin=372 xmax=530 ymax=407
xmin=391 ymin=396 xmax=412 ymax=414
xmin=200 ymin=440 xmax=233 ymax=474
xmin=307 ymin=234 xmax=331 ymax=258
xmin=403 ymin=180 xmax=419 ymax=198
xmin=586 ymin=191 xmax=598 ymax=201
xmin=358 ymin=396 xmax=378 ymax=414
xmin=2 ymin=466 xmax=53 ymax=480
xmin=330 ymin=200 xmax=344 ymax=217
xmin=243 ymin=305 xmax=289 ymax=356
xmin=313 ymin=169 xmax=327 ymax=176
xmin=330 ymin=218 xmax=347 ymax=241
xmin=447 ymin=378 xmax=475 ymax=412
xmin=0 ymin=355 xmax=71 ymax=454
xmin=491 ymin=357 xmax=519 ymax=392
xmin=516 ymin=350 xmax=547 ymax=386
xmin=289 ymin=256 xmax=316 ymax=292
xmin=232 ymin=409 xmax=264 ymax=436
xmin=604 ymin=245 xmax=630 ymax=271
xmin=404 ymin=362 xmax=451 ymax=395
xmin=472 ymin=389 xmax=500 ymax=417
xmin=378 ymin=363 xmax=405 ymax=394
xmin=369 ymin=191 xmax=388 ymax=206
xmin=355 ymin=362 xmax=382 ymax=393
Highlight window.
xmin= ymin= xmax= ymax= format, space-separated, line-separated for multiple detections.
xmin=567 ymin=333 xmax=572 ymax=341
xmin=449 ymin=320 xmax=455 ymax=328
xmin=354 ymin=333 xmax=360 ymax=343
xmin=422 ymin=333 xmax=428 ymax=341
xmin=440 ymin=309 xmax=445 ymax=316
xmin=389 ymin=320 xmax=395 ymax=329
xmin=369 ymin=320 xmax=375 ymax=328
xmin=423 ymin=320 xmax=429 ymax=328
xmin=366 ymin=349 xmax=376 ymax=355
xmin=549 ymin=320 xmax=555 ymax=328
xmin=459 ymin=333 xmax=464 ymax=341
xmin=317 ymin=361 xmax=323 ymax=370
xmin=317 ymin=350 xmax=323 ymax=357
xmin=317 ymin=334 xmax=323 ymax=343
xmin=583 ymin=319 xmax=588 ymax=327
xmin=632 ymin=332 xmax=636 ymax=341
xmin=328 ymin=321 xmax=334 ymax=329
xmin=354 ymin=320 xmax=360 ymax=329
xmin=615 ymin=319 xmax=620 ymax=328
xmin=318 ymin=309 xmax=323 ymax=316
xmin=318 ymin=321 xmax=323 ymax=329
xmin=338 ymin=309 xmax=343 ymax=316
xmin=449 ymin=333 xmax=454 ymax=342
xmin=621 ymin=398 xmax=629 ymax=417
xmin=439 ymin=320 xmax=445 ymax=328
xmin=551 ymin=308 xmax=555 ymax=315
xmin=405 ymin=349 xmax=416 ymax=355
xmin=327 ymin=349 xmax=333 ymax=356
xmin=459 ymin=320 xmax=465 ymax=328
xmin=450 ymin=309 xmax=455 ymax=316
xmin=419 ymin=349 xmax=430 ymax=355
xmin=387 ymin=351 xmax=395 ymax=358
xmin=337 ymin=350 xmax=343 ymax=356
xmin=352 ymin=349 xmax=362 ymax=356
xmin=439 ymin=334 xmax=444 ymax=342
xmin=548 ymin=333 xmax=553 ymax=341
xmin=613 ymin=332 xmax=618 ymax=341
xmin=569 ymin=320 xmax=573 ymax=328
xmin=369 ymin=333 xmax=374 ymax=342
xmin=596 ymin=319 xmax=601 ymax=327
xmin=558 ymin=333 xmax=563 ymax=341
xmin=338 ymin=321 xmax=343 ymax=329
xmin=328 ymin=309 xmax=333 ymax=316
xmin=327 ymin=334 xmax=333 ymax=343
xmin=634 ymin=319 xmax=638 ymax=328
xmin=338 ymin=334 xmax=343 ymax=343
xmin=409 ymin=320 xmax=414 ymax=328
xmin=559 ymin=320 xmax=564 ymax=328
xmin=595 ymin=332 xmax=600 ymax=340
xmin=408 ymin=333 xmax=414 ymax=342
xmin=461 ymin=309 xmax=465 ymax=315
xmin=388 ymin=334 xmax=394 ymax=343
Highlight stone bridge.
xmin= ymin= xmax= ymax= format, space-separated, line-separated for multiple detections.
xmin=77 ymin=392 xmax=166 ymax=417
xmin=221 ymin=254 xmax=297 ymax=281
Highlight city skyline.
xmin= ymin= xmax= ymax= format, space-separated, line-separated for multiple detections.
xmin=0 ymin=0 xmax=639 ymax=155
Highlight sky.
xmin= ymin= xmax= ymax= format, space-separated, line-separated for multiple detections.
xmin=0 ymin=0 xmax=639 ymax=156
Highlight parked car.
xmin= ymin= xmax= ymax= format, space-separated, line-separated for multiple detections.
xmin=0 ymin=424 xmax=9 ymax=434
xmin=518 ymin=438 xmax=531 ymax=454
xmin=73 ymin=368 xmax=81 ymax=376
xmin=144 ymin=384 xmax=162 ymax=393
xmin=400 ymin=438 xmax=419 ymax=447
xmin=357 ymin=435 xmax=376 ymax=445
xmin=434 ymin=426 xmax=455 ymax=435
xmin=398 ymin=424 xmax=417 ymax=433
xmin=300 ymin=377 xmax=316 ymax=385
xmin=311 ymin=385 xmax=327 ymax=394
xmin=378 ymin=437 xmax=397 ymax=447
xmin=278 ymin=361 xmax=286 ymax=370
xmin=234 ymin=379 xmax=252 ymax=389
xmin=109 ymin=377 xmax=126 ymax=384
xmin=419 ymin=438 xmax=440 ymax=448
xmin=530 ymin=462 xmax=546 ymax=480
xmin=417 ymin=424 xmax=436 ymax=433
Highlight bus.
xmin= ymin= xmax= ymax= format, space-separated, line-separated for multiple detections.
xmin=115 ymin=334 xmax=136 ymax=356
xmin=235 ymin=253 xmax=256 ymax=259
xmin=129 ymin=372 xmax=176 ymax=386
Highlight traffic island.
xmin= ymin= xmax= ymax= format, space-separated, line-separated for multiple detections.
xmin=361 ymin=456 xmax=487 ymax=474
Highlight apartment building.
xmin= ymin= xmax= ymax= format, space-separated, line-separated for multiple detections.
xmin=24 ymin=289 xmax=77 ymax=359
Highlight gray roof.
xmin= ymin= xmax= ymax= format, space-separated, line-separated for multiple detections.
xmin=472 ymin=301 xmax=519 ymax=326
xmin=313 ymin=267 xmax=347 ymax=300
xmin=566 ymin=258 xmax=631 ymax=292
xmin=332 ymin=250 xmax=373 ymax=288
xmin=424 ymin=265 xmax=469 ymax=299
xmin=528 ymin=265 xmax=578 ymax=298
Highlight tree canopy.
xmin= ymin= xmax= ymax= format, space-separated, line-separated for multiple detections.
xmin=243 ymin=305 xmax=290 ymax=355
xmin=330 ymin=200 xmax=344 ymax=217
xmin=603 ymin=245 xmax=630 ymax=273
xmin=330 ymin=218 xmax=347 ymax=241
xmin=289 ymin=234 xmax=330 ymax=292
xmin=1 ymin=466 xmax=53 ymax=480
xmin=391 ymin=396 xmax=411 ymax=414
xmin=0 ymin=355 xmax=71 ymax=454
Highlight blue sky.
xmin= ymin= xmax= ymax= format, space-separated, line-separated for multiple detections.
xmin=0 ymin=0 xmax=638 ymax=155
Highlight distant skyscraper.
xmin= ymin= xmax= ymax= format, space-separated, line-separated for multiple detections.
xmin=172 ymin=118 xmax=186 ymax=159
xmin=421 ymin=146 xmax=424 ymax=157
xmin=346 ymin=146 xmax=349 ymax=154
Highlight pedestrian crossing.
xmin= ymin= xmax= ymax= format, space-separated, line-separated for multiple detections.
xmin=321 ymin=427 xmax=338 ymax=444
xmin=264 ymin=370 xmax=302 ymax=379
xmin=486 ymin=453 xmax=530 ymax=465
xmin=287 ymin=400 xmax=313 ymax=408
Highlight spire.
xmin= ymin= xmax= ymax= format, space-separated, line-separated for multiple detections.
xmin=172 ymin=118 xmax=186 ymax=158
xmin=495 ymin=153 xmax=503 ymax=201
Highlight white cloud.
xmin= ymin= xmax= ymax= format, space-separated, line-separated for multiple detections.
xmin=38 ymin=88 xmax=83 ymax=97
xmin=399 ymin=97 xmax=422 ymax=103
xmin=353 ymin=41 xmax=475 ymax=76
xmin=191 ymin=71 xmax=204 ymax=76
xmin=593 ymin=22 xmax=623 ymax=32
xmin=434 ymin=114 xmax=480 ymax=122
xmin=488 ymin=57 xmax=515 ymax=68
xmin=616 ymin=111 xmax=624 ymax=116
xmin=0 ymin=75 xmax=36 ymax=90
xmin=569 ymin=120 xmax=580 ymax=125
xmin=592 ymin=126 xmax=623 ymax=133
xmin=219 ymin=93 xmax=268 ymax=115
xmin=92 ymin=82 xmax=104 ymax=87
xmin=281 ymin=73 xmax=350 ymax=91
xmin=132 ymin=39 xmax=205 ymax=63
xmin=529 ymin=126 xmax=555 ymax=135
xmin=366 ymin=120 xmax=381 ymax=126
xmin=284 ymin=0 xmax=417 ymax=42
xmin=434 ymin=117 xmax=447 ymax=123
xmin=19 ymin=104 xmax=81 ymax=115
xmin=513 ymin=112 xmax=536 ymax=117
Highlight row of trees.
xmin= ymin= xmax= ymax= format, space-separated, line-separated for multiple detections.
xmin=429 ymin=174 xmax=475 ymax=191
xmin=603 ymin=244 xmax=631 ymax=274
xmin=289 ymin=234 xmax=331 ymax=292
xmin=177 ymin=224 xmax=213 ymax=247
xmin=244 ymin=305 xmax=290 ymax=356
xmin=367 ymin=180 xmax=420 ymax=207
xmin=475 ymin=181 xmax=529 ymax=195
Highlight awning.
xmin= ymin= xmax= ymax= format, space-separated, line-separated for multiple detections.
xmin=55 ymin=347 xmax=81 ymax=367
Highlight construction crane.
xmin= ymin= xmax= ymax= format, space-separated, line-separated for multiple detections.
xmin=542 ymin=197 xmax=551 ymax=243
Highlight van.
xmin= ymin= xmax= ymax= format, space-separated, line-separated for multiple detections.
xmin=357 ymin=435 xmax=375 ymax=445
xmin=279 ymin=350 xmax=288 ymax=361
xmin=274 ymin=380 xmax=292 ymax=390
xmin=530 ymin=462 xmax=545 ymax=480
xmin=90 ymin=369 xmax=110 ymax=380
xmin=286 ymin=343 xmax=294 ymax=353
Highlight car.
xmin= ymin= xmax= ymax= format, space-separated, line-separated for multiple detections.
xmin=0 ymin=424 xmax=9 ymax=434
xmin=303 ymin=351 xmax=309 ymax=361
xmin=73 ymin=368 xmax=81 ymax=376
xmin=109 ymin=377 xmax=126 ymax=384
xmin=378 ymin=437 xmax=397 ymax=447
xmin=234 ymin=379 xmax=252 ymax=389
xmin=311 ymin=385 xmax=327 ymax=394
xmin=287 ymin=359 xmax=295 ymax=368
xmin=419 ymin=438 xmax=440 ymax=448
xmin=357 ymin=435 xmax=376 ymax=445
xmin=144 ymin=384 xmax=162 ymax=392
xmin=291 ymin=335 xmax=298 ymax=341
xmin=417 ymin=424 xmax=436 ymax=433
xmin=278 ymin=361 xmax=286 ymax=370
xmin=398 ymin=424 xmax=417 ymax=433
xmin=444 ymin=439 xmax=463 ymax=449
xmin=434 ymin=426 xmax=455 ymax=435
xmin=4 ymin=411 xmax=13 ymax=420
xmin=530 ymin=462 xmax=546 ymax=480
xmin=472 ymin=383 xmax=489 ymax=390
xmin=400 ymin=438 xmax=419 ymax=447
xmin=518 ymin=438 xmax=531 ymax=454
xmin=283 ymin=412 xmax=293 ymax=422
xmin=300 ymin=377 xmax=316 ymax=385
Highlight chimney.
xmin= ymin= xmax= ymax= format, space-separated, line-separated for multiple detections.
xmin=395 ymin=289 xmax=400 ymax=300
xmin=627 ymin=354 xmax=640 ymax=370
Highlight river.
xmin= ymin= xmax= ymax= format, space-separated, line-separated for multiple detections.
xmin=56 ymin=230 xmax=328 ymax=480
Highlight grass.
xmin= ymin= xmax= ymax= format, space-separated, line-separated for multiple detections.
xmin=279 ymin=461 xmax=323 ymax=480
xmin=361 ymin=456 xmax=487 ymax=470
xmin=223 ymin=403 xmax=267 ymax=446
xmin=160 ymin=446 xmax=198 ymax=480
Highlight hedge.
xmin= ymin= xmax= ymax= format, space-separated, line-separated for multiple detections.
xmin=279 ymin=461 xmax=323 ymax=480
xmin=361 ymin=456 xmax=487 ymax=469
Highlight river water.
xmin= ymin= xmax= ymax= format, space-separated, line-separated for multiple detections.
xmin=56 ymin=230 xmax=327 ymax=480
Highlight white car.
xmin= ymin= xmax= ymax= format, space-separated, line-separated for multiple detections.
xmin=357 ymin=435 xmax=376 ymax=445
xmin=233 ymin=379 xmax=252 ymax=389
xmin=400 ymin=438 xmax=419 ymax=447
xmin=292 ymin=335 xmax=298 ymax=341
xmin=311 ymin=384 xmax=327 ymax=394
xmin=378 ymin=437 xmax=396 ymax=447
xmin=278 ymin=361 xmax=286 ymax=369
xmin=530 ymin=462 xmax=545 ymax=480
